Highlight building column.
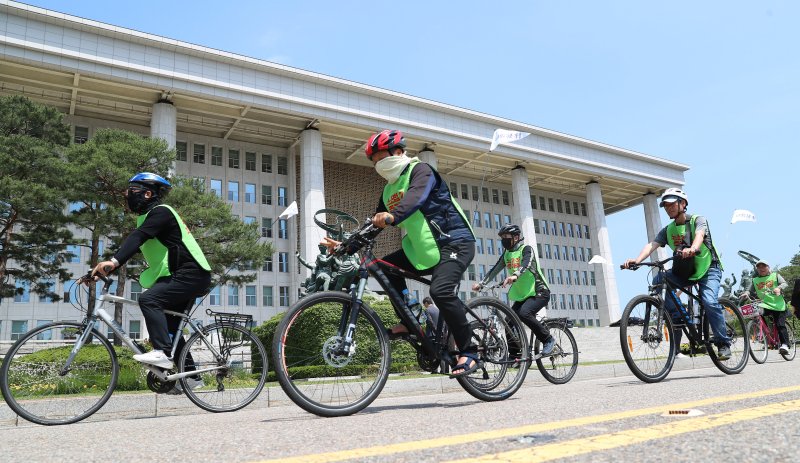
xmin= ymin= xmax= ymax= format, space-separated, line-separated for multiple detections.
xmin=151 ymin=100 xmax=177 ymax=176
xmin=300 ymin=129 xmax=326 ymax=279
xmin=510 ymin=166 xmax=539 ymax=257
xmin=642 ymin=192 xmax=667 ymax=262
xmin=417 ymin=146 xmax=437 ymax=170
xmin=586 ymin=181 xmax=621 ymax=326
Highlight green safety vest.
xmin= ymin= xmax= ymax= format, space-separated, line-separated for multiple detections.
xmin=665 ymin=214 xmax=722 ymax=281
xmin=503 ymin=245 xmax=548 ymax=302
xmin=136 ymin=204 xmax=211 ymax=288
xmin=752 ymin=272 xmax=786 ymax=312
xmin=382 ymin=158 xmax=472 ymax=271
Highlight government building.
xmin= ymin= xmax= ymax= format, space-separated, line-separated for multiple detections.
xmin=0 ymin=1 xmax=687 ymax=341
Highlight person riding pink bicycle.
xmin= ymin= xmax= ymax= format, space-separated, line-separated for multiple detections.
xmin=740 ymin=259 xmax=790 ymax=354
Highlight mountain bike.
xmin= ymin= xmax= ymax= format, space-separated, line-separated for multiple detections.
xmin=472 ymin=284 xmax=578 ymax=384
xmin=619 ymin=256 xmax=749 ymax=383
xmin=741 ymin=299 xmax=797 ymax=363
xmin=272 ymin=219 xmax=530 ymax=417
xmin=0 ymin=270 xmax=268 ymax=425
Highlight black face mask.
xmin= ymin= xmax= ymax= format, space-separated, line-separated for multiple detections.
xmin=126 ymin=187 xmax=157 ymax=214
xmin=501 ymin=238 xmax=515 ymax=250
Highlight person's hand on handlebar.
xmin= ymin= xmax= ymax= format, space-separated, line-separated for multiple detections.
xmin=471 ymin=282 xmax=483 ymax=291
xmin=371 ymin=212 xmax=394 ymax=229
xmin=677 ymin=247 xmax=697 ymax=260
xmin=621 ymin=259 xmax=640 ymax=269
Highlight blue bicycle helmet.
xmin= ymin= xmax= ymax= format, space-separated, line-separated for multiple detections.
xmin=129 ymin=172 xmax=172 ymax=196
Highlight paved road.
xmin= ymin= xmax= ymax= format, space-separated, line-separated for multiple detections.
xmin=2 ymin=356 xmax=799 ymax=463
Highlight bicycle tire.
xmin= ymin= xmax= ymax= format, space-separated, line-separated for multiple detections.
xmin=746 ymin=319 xmax=768 ymax=364
xmin=178 ymin=323 xmax=268 ymax=412
xmin=459 ymin=297 xmax=529 ymax=401
xmin=0 ymin=322 xmax=118 ymax=425
xmin=619 ymin=295 xmax=676 ymax=383
xmin=708 ymin=298 xmax=749 ymax=374
xmin=272 ymin=291 xmax=390 ymax=417
xmin=781 ymin=323 xmax=796 ymax=361
xmin=535 ymin=323 xmax=578 ymax=385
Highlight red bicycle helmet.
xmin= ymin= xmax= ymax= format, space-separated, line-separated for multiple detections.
xmin=365 ymin=130 xmax=406 ymax=159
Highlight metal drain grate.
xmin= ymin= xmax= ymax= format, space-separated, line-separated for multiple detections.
xmin=661 ymin=409 xmax=704 ymax=417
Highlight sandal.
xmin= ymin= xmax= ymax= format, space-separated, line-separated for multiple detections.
xmin=449 ymin=352 xmax=481 ymax=378
xmin=386 ymin=325 xmax=409 ymax=340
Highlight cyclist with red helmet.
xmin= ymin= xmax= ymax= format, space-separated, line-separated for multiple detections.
xmin=91 ymin=173 xmax=212 ymax=391
xmin=323 ymin=129 xmax=478 ymax=377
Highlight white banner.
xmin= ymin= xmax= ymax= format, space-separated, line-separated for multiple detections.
xmin=730 ymin=209 xmax=756 ymax=224
xmin=588 ymin=255 xmax=607 ymax=264
xmin=279 ymin=201 xmax=299 ymax=219
xmin=489 ymin=129 xmax=531 ymax=151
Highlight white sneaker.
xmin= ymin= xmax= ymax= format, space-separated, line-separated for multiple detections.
xmin=779 ymin=344 xmax=790 ymax=355
xmin=133 ymin=350 xmax=174 ymax=369
xmin=676 ymin=353 xmax=688 ymax=359
xmin=166 ymin=376 xmax=204 ymax=395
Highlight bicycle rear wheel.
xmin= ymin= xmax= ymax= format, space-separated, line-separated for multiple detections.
xmin=746 ymin=319 xmax=768 ymax=364
xmin=178 ymin=323 xmax=268 ymax=412
xmin=535 ymin=323 xmax=578 ymax=385
xmin=0 ymin=322 xmax=118 ymax=425
xmin=272 ymin=291 xmax=390 ymax=417
xmin=619 ymin=295 xmax=675 ymax=383
xmin=709 ymin=298 xmax=749 ymax=374
xmin=459 ymin=297 xmax=529 ymax=401
xmin=781 ymin=323 xmax=796 ymax=361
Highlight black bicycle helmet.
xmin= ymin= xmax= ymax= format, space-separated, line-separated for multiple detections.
xmin=498 ymin=224 xmax=522 ymax=237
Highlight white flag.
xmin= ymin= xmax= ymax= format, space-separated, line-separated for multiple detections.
xmin=730 ymin=209 xmax=756 ymax=224
xmin=489 ymin=129 xmax=531 ymax=151
xmin=279 ymin=201 xmax=298 ymax=219
xmin=588 ymin=255 xmax=607 ymax=265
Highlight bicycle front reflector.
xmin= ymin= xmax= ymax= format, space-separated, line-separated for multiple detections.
xmin=664 ymin=326 xmax=670 ymax=342
xmin=628 ymin=336 xmax=633 ymax=352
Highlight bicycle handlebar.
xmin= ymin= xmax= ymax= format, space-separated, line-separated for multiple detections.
xmin=332 ymin=218 xmax=382 ymax=256
xmin=620 ymin=255 xmax=677 ymax=271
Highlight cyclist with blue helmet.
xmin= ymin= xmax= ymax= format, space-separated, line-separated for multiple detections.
xmin=92 ymin=173 xmax=212 ymax=389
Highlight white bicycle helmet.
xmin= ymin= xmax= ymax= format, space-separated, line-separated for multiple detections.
xmin=659 ymin=188 xmax=688 ymax=207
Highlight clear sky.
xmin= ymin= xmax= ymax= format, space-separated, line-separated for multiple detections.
xmin=19 ymin=0 xmax=800 ymax=308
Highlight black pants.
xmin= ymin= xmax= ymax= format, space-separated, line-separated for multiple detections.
xmin=382 ymin=241 xmax=476 ymax=354
xmin=138 ymin=265 xmax=211 ymax=353
xmin=764 ymin=309 xmax=789 ymax=346
xmin=511 ymin=292 xmax=552 ymax=342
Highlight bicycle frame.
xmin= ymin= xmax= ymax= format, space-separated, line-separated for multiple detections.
xmin=650 ymin=267 xmax=710 ymax=347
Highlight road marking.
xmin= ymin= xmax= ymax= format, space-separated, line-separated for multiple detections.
xmin=253 ymin=385 xmax=800 ymax=463
xmin=446 ymin=398 xmax=800 ymax=462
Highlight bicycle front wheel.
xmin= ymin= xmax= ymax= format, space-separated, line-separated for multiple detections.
xmin=781 ymin=323 xmax=796 ymax=361
xmin=535 ymin=323 xmax=578 ymax=385
xmin=619 ymin=295 xmax=675 ymax=383
xmin=272 ymin=291 xmax=390 ymax=417
xmin=746 ymin=319 xmax=768 ymax=364
xmin=459 ymin=297 xmax=529 ymax=401
xmin=178 ymin=323 xmax=268 ymax=412
xmin=709 ymin=298 xmax=749 ymax=374
xmin=0 ymin=322 xmax=118 ymax=425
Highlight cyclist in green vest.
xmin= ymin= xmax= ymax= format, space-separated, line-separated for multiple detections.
xmin=472 ymin=224 xmax=555 ymax=355
xmin=742 ymin=260 xmax=790 ymax=354
xmin=92 ymin=173 xmax=212 ymax=379
xmin=622 ymin=188 xmax=732 ymax=360
xmin=323 ymin=130 xmax=478 ymax=377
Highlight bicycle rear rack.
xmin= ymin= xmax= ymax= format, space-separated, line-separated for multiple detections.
xmin=206 ymin=309 xmax=254 ymax=329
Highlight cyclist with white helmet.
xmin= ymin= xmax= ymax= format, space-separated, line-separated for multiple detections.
xmin=473 ymin=224 xmax=555 ymax=355
xmin=91 ymin=173 xmax=212 ymax=383
xmin=622 ymin=188 xmax=732 ymax=360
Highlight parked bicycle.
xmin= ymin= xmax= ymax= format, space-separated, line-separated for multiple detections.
xmin=741 ymin=298 xmax=797 ymax=363
xmin=472 ymin=283 xmax=578 ymax=384
xmin=272 ymin=219 xmax=530 ymax=417
xmin=619 ymin=256 xmax=749 ymax=383
xmin=0 ymin=270 xmax=268 ymax=425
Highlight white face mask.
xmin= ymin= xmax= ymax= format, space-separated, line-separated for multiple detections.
xmin=374 ymin=154 xmax=412 ymax=183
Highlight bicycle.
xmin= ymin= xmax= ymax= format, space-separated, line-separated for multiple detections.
xmin=271 ymin=218 xmax=530 ymax=417
xmin=0 ymin=270 xmax=268 ymax=425
xmin=619 ymin=256 xmax=749 ymax=383
xmin=741 ymin=299 xmax=797 ymax=363
xmin=472 ymin=283 xmax=578 ymax=384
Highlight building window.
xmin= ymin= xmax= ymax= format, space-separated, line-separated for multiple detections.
xmin=569 ymin=295 xmax=575 ymax=310
xmin=591 ymin=271 xmax=596 ymax=286
xmin=541 ymin=219 xmax=548 ymax=235
xmin=211 ymin=146 xmax=223 ymax=166
xmin=476 ymin=238 xmax=484 ymax=254
xmin=262 ymin=154 xmax=273 ymax=173
xmin=176 ymin=141 xmax=187 ymax=161
xmin=130 ymin=281 xmax=142 ymax=302
xmin=581 ymin=203 xmax=587 ymax=216
xmin=583 ymin=271 xmax=589 ymax=285
xmin=278 ymin=187 xmax=287 ymax=207
xmin=483 ymin=212 xmax=491 ymax=229
xmin=492 ymin=189 xmax=499 ymax=204
xmin=562 ymin=245 xmax=568 ymax=261
xmin=279 ymin=252 xmax=289 ymax=272
xmin=585 ymin=225 xmax=590 ymax=239
xmin=261 ymin=218 xmax=273 ymax=238
xmin=244 ymin=216 xmax=256 ymax=225
xmin=129 ymin=320 xmax=141 ymax=339
xmin=263 ymin=286 xmax=274 ymax=306
xmin=471 ymin=186 xmax=479 ymax=201
xmin=586 ymin=295 xmax=592 ymax=311
xmin=245 ymin=183 xmax=256 ymax=203
xmin=450 ymin=182 xmax=458 ymax=197
xmin=478 ymin=264 xmax=486 ymax=280
xmin=571 ymin=247 xmax=577 ymax=261
xmin=210 ymin=179 xmax=222 ymax=198
xmin=245 ymin=152 xmax=256 ymax=171
xmin=593 ymin=295 xmax=599 ymax=310
xmin=74 ymin=126 xmax=89 ymax=144
xmin=277 ymin=156 xmax=288 ymax=175
xmin=565 ymin=271 xmax=572 ymax=285
xmin=573 ymin=201 xmax=580 ymax=216
xmin=461 ymin=184 xmax=469 ymax=200
xmin=556 ymin=199 xmax=563 ymax=213
xmin=547 ymin=198 xmax=555 ymax=212
xmin=578 ymin=296 xmax=584 ymax=310
xmin=565 ymin=201 xmax=572 ymax=215
xmin=493 ymin=214 xmax=501 ymax=230
xmin=245 ymin=285 xmax=257 ymax=306
xmin=468 ymin=264 xmax=476 ymax=280
xmin=537 ymin=244 xmax=543 ymax=259
xmin=482 ymin=188 xmax=490 ymax=203
xmin=13 ymin=280 xmax=30 ymax=303
xmin=539 ymin=196 xmax=546 ymax=210
xmin=567 ymin=223 xmax=574 ymax=237
xmin=66 ymin=244 xmax=81 ymax=264
xmin=35 ymin=320 xmax=53 ymax=340
xmin=558 ymin=222 xmax=565 ymax=236
xmin=502 ymin=190 xmax=510 ymax=206
xmin=193 ymin=144 xmax=205 ymax=164
xmin=574 ymin=270 xmax=580 ymax=286
xmin=278 ymin=219 xmax=288 ymax=239
xmin=560 ymin=294 xmax=566 ymax=311
xmin=11 ymin=320 xmax=28 ymax=341
xmin=487 ymin=239 xmax=495 ymax=255
xmin=279 ymin=286 xmax=290 ymax=306
xmin=588 ymin=319 xmax=594 ymax=327
xmin=228 ymin=285 xmax=239 ymax=306
xmin=228 ymin=149 xmax=240 ymax=169
xmin=547 ymin=269 xmax=555 ymax=284
xmin=544 ymin=244 xmax=551 ymax=259
xmin=551 ymin=221 xmax=557 ymax=235
xmin=227 ymin=181 xmax=239 ymax=202
xmin=262 ymin=185 xmax=272 ymax=205
xmin=576 ymin=224 xmax=583 ymax=238
xmin=209 ymin=286 xmax=221 ymax=306
xmin=504 ymin=214 xmax=511 ymax=225
xmin=531 ymin=195 xmax=537 ymax=210
xmin=262 ymin=255 xmax=273 ymax=272
xmin=553 ymin=246 xmax=560 ymax=260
